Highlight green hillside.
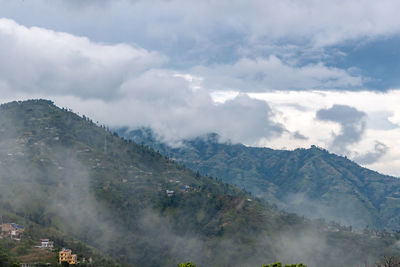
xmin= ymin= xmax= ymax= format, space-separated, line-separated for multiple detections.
xmin=121 ymin=129 xmax=400 ymax=230
xmin=0 ymin=100 xmax=399 ymax=266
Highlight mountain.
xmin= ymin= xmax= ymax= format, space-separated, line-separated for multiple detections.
xmin=0 ymin=100 xmax=399 ymax=267
xmin=119 ymin=128 xmax=400 ymax=230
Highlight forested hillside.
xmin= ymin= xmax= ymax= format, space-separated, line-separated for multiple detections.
xmin=121 ymin=129 xmax=400 ymax=230
xmin=0 ymin=100 xmax=399 ymax=266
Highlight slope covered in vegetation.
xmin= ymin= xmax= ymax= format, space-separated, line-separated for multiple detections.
xmin=0 ymin=100 xmax=399 ymax=266
xmin=120 ymin=129 xmax=400 ymax=230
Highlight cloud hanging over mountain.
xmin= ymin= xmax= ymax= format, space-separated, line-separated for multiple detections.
xmin=316 ymin=105 xmax=366 ymax=154
xmin=1 ymin=1 xmax=400 ymax=176
xmin=353 ymin=141 xmax=389 ymax=165
xmin=53 ymin=91 xmax=285 ymax=146
xmin=0 ymin=18 xmax=285 ymax=145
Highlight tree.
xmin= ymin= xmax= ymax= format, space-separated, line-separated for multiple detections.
xmin=262 ymin=263 xmax=307 ymax=267
xmin=178 ymin=262 xmax=197 ymax=267
xmin=262 ymin=262 xmax=282 ymax=267
xmin=0 ymin=251 xmax=9 ymax=267
xmin=376 ymin=256 xmax=400 ymax=267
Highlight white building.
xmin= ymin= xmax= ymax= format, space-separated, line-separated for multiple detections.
xmin=37 ymin=239 xmax=54 ymax=249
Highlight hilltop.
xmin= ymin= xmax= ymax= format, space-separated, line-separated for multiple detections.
xmin=0 ymin=100 xmax=398 ymax=266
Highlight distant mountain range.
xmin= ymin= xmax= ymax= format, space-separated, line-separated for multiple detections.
xmin=0 ymin=100 xmax=399 ymax=266
xmin=119 ymin=128 xmax=400 ymax=230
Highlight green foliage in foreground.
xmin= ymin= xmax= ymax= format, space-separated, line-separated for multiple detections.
xmin=261 ymin=262 xmax=307 ymax=267
xmin=261 ymin=263 xmax=307 ymax=267
xmin=178 ymin=262 xmax=197 ymax=267
xmin=178 ymin=262 xmax=307 ymax=267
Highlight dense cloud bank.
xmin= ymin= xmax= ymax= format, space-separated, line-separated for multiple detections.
xmin=0 ymin=9 xmax=400 ymax=175
xmin=0 ymin=18 xmax=285 ymax=146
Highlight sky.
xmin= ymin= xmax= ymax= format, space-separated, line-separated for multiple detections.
xmin=0 ymin=0 xmax=400 ymax=176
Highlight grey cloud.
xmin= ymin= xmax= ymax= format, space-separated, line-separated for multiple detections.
xmin=316 ymin=105 xmax=366 ymax=153
xmin=283 ymin=103 xmax=309 ymax=112
xmin=53 ymin=86 xmax=285 ymax=146
xmin=0 ymin=19 xmax=285 ymax=146
xmin=292 ymin=131 xmax=308 ymax=140
xmin=353 ymin=141 xmax=389 ymax=165
xmin=60 ymin=0 xmax=114 ymax=6
xmin=193 ymin=57 xmax=363 ymax=92
xmin=17 ymin=0 xmax=400 ymax=47
xmin=2 ymin=0 xmax=400 ymax=71
xmin=0 ymin=15 xmax=365 ymax=100
xmin=209 ymin=94 xmax=285 ymax=144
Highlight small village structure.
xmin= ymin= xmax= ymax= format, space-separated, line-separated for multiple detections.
xmin=166 ymin=189 xmax=175 ymax=197
xmin=21 ymin=263 xmax=51 ymax=267
xmin=36 ymin=238 xmax=54 ymax=250
xmin=181 ymin=184 xmax=191 ymax=192
xmin=59 ymin=248 xmax=77 ymax=265
xmin=0 ymin=223 xmax=24 ymax=241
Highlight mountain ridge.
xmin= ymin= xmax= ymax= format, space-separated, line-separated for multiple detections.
xmin=0 ymin=100 xmax=399 ymax=266
xmin=119 ymin=128 xmax=400 ymax=230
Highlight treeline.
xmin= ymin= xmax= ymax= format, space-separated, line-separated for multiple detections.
xmin=262 ymin=263 xmax=306 ymax=267
xmin=178 ymin=262 xmax=307 ymax=267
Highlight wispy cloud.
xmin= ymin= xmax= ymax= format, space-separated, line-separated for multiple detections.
xmin=194 ymin=56 xmax=363 ymax=92
xmin=353 ymin=141 xmax=389 ymax=165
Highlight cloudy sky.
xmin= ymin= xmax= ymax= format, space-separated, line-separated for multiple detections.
xmin=1 ymin=0 xmax=400 ymax=176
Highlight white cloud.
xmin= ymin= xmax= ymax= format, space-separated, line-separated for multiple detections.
xmin=0 ymin=19 xmax=284 ymax=147
xmin=2 ymin=0 xmax=400 ymax=66
xmin=0 ymin=18 xmax=167 ymax=99
xmin=0 ymin=18 xmax=400 ymax=177
xmin=42 ymin=91 xmax=285 ymax=146
xmin=249 ymin=90 xmax=400 ymax=176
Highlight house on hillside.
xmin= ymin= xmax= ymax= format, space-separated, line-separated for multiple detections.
xmin=166 ymin=190 xmax=175 ymax=197
xmin=36 ymin=238 xmax=54 ymax=249
xmin=21 ymin=264 xmax=51 ymax=267
xmin=0 ymin=223 xmax=24 ymax=241
xmin=59 ymin=248 xmax=77 ymax=265
xmin=181 ymin=184 xmax=191 ymax=192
